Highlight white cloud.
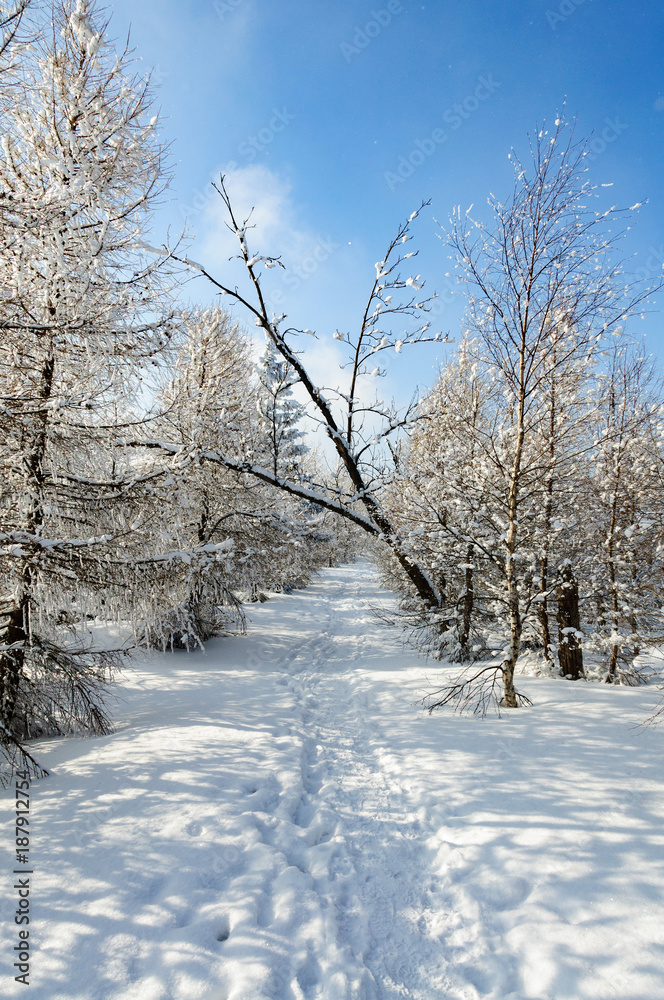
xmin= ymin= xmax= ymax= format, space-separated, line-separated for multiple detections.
xmin=193 ymin=164 xmax=315 ymax=278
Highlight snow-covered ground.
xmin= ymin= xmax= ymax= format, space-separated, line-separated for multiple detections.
xmin=2 ymin=561 xmax=664 ymax=1000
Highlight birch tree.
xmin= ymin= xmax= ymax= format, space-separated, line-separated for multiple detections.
xmin=444 ymin=117 xmax=653 ymax=707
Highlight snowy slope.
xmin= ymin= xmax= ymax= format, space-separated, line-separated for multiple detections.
xmin=2 ymin=562 xmax=664 ymax=1000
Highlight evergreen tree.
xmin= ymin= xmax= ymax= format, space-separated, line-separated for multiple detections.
xmin=0 ymin=0 xmax=174 ymax=775
xmin=257 ymin=336 xmax=308 ymax=480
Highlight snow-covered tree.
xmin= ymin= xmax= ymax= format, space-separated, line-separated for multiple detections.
xmin=130 ymin=307 xmax=252 ymax=649
xmin=0 ymin=0 xmax=175 ymax=776
xmin=132 ymin=307 xmax=334 ymax=648
xmin=138 ymin=182 xmax=448 ymax=616
xmin=582 ymin=344 xmax=664 ymax=681
xmin=0 ymin=1 xmax=31 ymax=58
xmin=390 ymin=335 xmax=663 ymax=710
xmin=390 ymin=325 xmax=592 ymax=672
xmin=378 ymin=336 xmax=496 ymax=660
xmin=374 ymin=119 xmax=661 ymax=712
xmin=438 ymin=116 xmax=654 ymax=708
xmin=257 ymin=336 xmax=308 ymax=480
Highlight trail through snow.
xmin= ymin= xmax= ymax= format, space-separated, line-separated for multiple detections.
xmin=2 ymin=562 xmax=664 ymax=999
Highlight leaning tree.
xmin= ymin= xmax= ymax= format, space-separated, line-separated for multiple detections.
xmin=131 ymin=183 xmax=450 ymax=615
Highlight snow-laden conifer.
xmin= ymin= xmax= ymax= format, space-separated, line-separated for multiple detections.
xmin=257 ymin=336 xmax=308 ymax=481
xmin=0 ymin=0 xmax=175 ymax=778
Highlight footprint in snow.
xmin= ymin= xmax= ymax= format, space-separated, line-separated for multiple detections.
xmin=293 ymin=948 xmax=322 ymax=1000
xmin=185 ymin=820 xmax=202 ymax=837
xmin=467 ymin=872 xmax=531 ymax=910
xmin=215 ymin=916 xmax=230 ymax=943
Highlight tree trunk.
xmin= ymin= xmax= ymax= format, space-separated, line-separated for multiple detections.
xmin=0 ymin=337 xmax=54 ymax=734
xmin=380 ymin=522 xmax=441 ymax=610
xmin=458 ymin=544 xmax=474 ymax=659
xmin=556 ymin=562 xmax=584 ymax=679
xmin=538 ymin=553 xmax=552 ymax=660
xmin=604 ymin=389 xmax=624 ymax=683
xmin=539 ymin=371 xmax=556 ymax=660
xmin=502 ymin=580 xmax=521 ymax=707
xmin=502 ymin=385 xmax=526 ymax=709
xmin=538 ymin=472 xmax=555 ymax=660
xmin=0 ymin=595 xmax=29 ymax=733
xmin=606 ymin=508 xmax=621 ymax=682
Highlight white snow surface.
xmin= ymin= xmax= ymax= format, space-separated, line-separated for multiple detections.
xmin=2 ymin=561 xmax=664 ymax=999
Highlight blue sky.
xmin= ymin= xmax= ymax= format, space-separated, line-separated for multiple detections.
xmin=106 ymin=0 xmax=664 ymax=396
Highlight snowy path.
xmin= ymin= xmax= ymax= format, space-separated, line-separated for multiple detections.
xmin=2 ymin=562 xmax=664 ymax=999
xmin=252 ymin=568 xmax=454 ymax=999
